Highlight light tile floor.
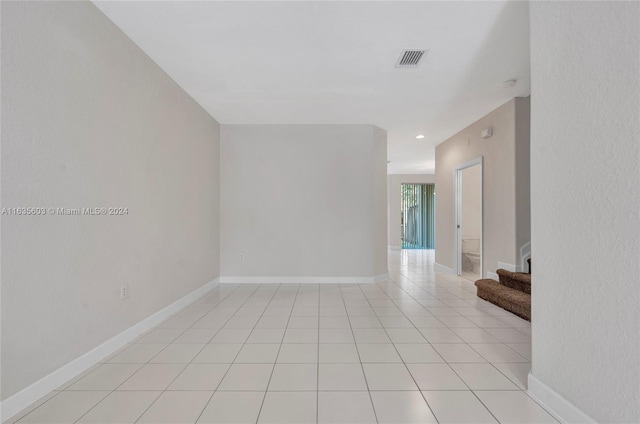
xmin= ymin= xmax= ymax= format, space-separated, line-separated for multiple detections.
xmin=8 ymin=249 xmax=557 ymax=424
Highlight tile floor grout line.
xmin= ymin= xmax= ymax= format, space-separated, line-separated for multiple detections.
xmin=6 ymin=391 xmax=66 ymax=424
xmin=404 ymin=270 xmax=481 ymax=309
xmin=127 ymin=283 xmax=259 ymax=424
xmin=174 ymin=284 xmax=247 ymax=336
xmin=139 ymin=286 xmax=242 ymax=362
xmin=341 ymin=283 xmax=381 ymax=424
xmin=122 ymin=284 xmax=256 ymax=424
xmin=487 ymin=362 xmax=528 ymax=390
xmin=316 ymin=285 xmax=321 ymax=424
xmin=355 ymin=280 xmax=441 ymax=424
xmin=107 ymin=283 xmax=243 ymax=365
xmin=142 ymin=283 xmax=243 ymax=349
xmin=203 ymin=284 xmax=281 ymax=420
xmin=375 ymin=272 xmax=456 ymax=329
xmin=389 ymin=251 xmax=541 ymax=421
xmin=65 ymin=283 xmax=245 ymax=424
xmin=465 ymin=342 xmax=529 ymax=366
xmin=520 ymin=390 xmax=562 ymax=423
xmin=254 ymin=282 xmax=300 ymax=424
xmin=384 ymin=268 xmax=530 ymax=381
xmin=384 ymin=269 xmax=535 ymax=422
xmin=192 ymin=283 xmax=279 ymax=424
xmin=50 ymin=387 xmax=541 ymax=392
xmin=12 ymin=251 xmax=546 ymax=424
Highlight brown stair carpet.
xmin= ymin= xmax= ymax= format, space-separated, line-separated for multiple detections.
xmin=496 ymin=269 xmax=531 ymax=294
xmin=475 ymin=279 xmax=531 ymax=321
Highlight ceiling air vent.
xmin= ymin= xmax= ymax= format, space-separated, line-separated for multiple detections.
xmin=395 ymin=49 xmax=428 ymax=68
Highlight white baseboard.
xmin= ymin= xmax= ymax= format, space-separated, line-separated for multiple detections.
xmin=492 ymin=241 xmax=531 ymax=276
xmin=527 ymin=373 xmax=596 ymax=424
xmin=0 ymin=278 xmax=220 ymax=423
xmin=487 ymin=271 xmax=499 ymax=281
xmin=434 ymin=263 xmax=454 ymax=274
xmin=373 ymin=273 xmax=389 ymax=283
xmin=220 ymin=273 xmax=388 ymax=284
xmin=498 ymin=261 xmax=522 ymax=273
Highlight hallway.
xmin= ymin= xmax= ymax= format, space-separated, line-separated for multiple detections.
xmin=9 ymin=250 xmax=554 ymax=424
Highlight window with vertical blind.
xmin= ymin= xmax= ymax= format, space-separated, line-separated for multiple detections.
xmin=401 ymin=183 xmax=435 ymax=249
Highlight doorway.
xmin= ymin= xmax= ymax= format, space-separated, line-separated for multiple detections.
xmin=454 ymin=158 xmax=483 ymax=280
xmin=401 ymin=183 xmax=435 ymax=249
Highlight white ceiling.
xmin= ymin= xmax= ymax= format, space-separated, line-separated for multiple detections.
xmin=94 ymin=1 xmax=530 ymax=174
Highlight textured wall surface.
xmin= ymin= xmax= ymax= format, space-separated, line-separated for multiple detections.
xmin=530 ymin=2 xmax=640 ymax=422
xmin=435 ymin=98 xmax=531 ymax=274
xmin=514 ymin=98 xmax=531 ymax=252
xmin=372 ymin=127 xmax=388 ymax=275
xmin=387 ymin=174 xmax=436 ymax=248
xmin=220 ymin=124 xmax=387 ymax=278
xmin=1 ymin=2 xmax=220 ymax=399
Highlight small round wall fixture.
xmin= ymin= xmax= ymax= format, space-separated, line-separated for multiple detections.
xmin=416 ymin=134 xmax=425 ymax=139
xmin=503 ymin=79 xmax=517 ymax=88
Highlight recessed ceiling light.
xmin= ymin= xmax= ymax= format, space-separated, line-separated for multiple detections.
xmin=416 ymin=135 xmax=425 ymax=139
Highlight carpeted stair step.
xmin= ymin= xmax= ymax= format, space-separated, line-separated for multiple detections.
xmin=497 ymin=269 xmax=531 ymax=294
xmin=475 ymin=279 xmax=531 ymax=321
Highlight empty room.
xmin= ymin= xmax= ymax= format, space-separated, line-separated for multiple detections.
xmin=1 ymin=1 xmax=638 ymax=423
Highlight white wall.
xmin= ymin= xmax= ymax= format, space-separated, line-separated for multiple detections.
xmin=461 ymin=165 xmax=481 ymax=240
xmin=387 ymin=174 xmax=435 ymax=248
xmin=1 ymin=1 xmax=220 ymax=400
xmin=435 ymin=97 xmax=530 ymax=275
xmin=515 ymin=97 xmax=531 ymax=253
xmin=372 ymin=128 xmax=388 ymax=273
xmin=529 ymin=2 xmax=639 ymax=422
xmin=220 ymin=125 xmax=387 ymax=280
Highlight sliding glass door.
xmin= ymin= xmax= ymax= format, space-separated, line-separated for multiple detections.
xmin=401 ymin=183 xmax=435 ymax=249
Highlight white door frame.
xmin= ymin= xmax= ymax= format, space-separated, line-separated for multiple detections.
xmin=453 ymin=157 xmax=483 ymax=277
